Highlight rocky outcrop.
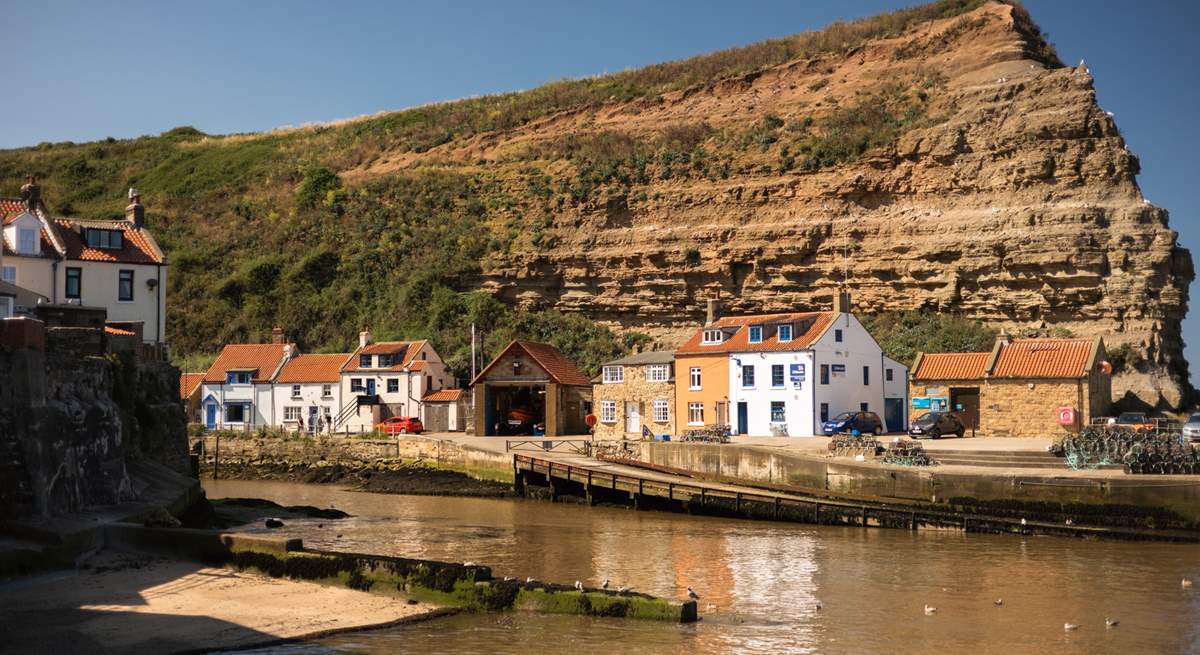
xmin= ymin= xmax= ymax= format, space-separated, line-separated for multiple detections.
xmin=358 ymin=2 xmax=1189 ymax=408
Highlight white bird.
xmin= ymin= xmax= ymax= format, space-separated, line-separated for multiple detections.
xmin=1106 ymin=618 xmax=1119 ymax=628
xmin=617 ymin=586 xmax=630 ymax=593
xmin=574 ymin=580 xmax=584 ymax=591
xmin=924 ymin=605 xmax=937 ymax=615
xmin=687 ymin=587 xmax=700 ymax=601
xmin=1020 ymin=518 xmax=1027 ymax=526
xmin=1183 ymin=578 xmax=1194 ymax=588
xmin=601 ymin=578 xmax=609 ymax=590
xmin=526 ymin=577 xmax=535 ymax=584
xmin=1105 ymin=111 xmax=1114 ymax=118
xmin=1064 ymin=622 xmax=1079 ymax=631
xmin=994 ymin=599 xmax=1003 ymax=607
xmin=464 ymin=562 xmax=476 ymax=567
xmin=503 ymin=576 xmax=515 ymax=582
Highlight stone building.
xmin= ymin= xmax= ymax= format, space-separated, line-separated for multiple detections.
xmin=910 ymin=336 xmax=1111 ymax=438
xmin=593 ymin=351 xmax=675 ymax=439
xmin=471 ymin=340 xmax=592 ymax=437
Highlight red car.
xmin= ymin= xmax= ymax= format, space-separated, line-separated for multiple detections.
xmin=376 ymin=416 xmax=423 ymax=435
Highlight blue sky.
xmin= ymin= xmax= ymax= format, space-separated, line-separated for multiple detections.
xmin=2 ymin=1 xmax=1197 ymax=377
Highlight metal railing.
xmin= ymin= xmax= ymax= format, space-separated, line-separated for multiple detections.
xmin=505 ymin=438 xmax=592 ymax=454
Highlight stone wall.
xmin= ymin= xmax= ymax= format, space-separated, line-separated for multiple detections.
xmin=592 ymin=368 xmax=675 ymax=439
xmin=911 ymin=376 xmax=1108 ymax=438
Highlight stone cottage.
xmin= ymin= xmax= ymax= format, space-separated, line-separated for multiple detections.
xmin=593 ymin=351 xmax=676 ymax=439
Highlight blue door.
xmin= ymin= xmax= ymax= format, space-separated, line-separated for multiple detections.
xmin=205 ymin=402 xmax=217 ymax=429
xmin=737 ymin=402 xmax=748 ymax=435
xmin=366 ymin=379 xmax=376 ymax=395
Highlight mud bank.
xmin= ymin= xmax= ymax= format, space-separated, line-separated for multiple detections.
xmin=202 ymin=460 xmax=513 ymax=497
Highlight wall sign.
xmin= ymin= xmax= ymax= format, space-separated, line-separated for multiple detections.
xmin=831 ymin=364 xmax=846 ymax=378
xmin=790 ymin=363 xmax=805 ymax=388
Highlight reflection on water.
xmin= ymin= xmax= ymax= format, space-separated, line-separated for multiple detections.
xmin=208 ymin=480 xmax=1200 ymax=655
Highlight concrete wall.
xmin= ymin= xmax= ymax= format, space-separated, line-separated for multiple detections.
xmin=593 ymin=365 xmax=674 ymax=439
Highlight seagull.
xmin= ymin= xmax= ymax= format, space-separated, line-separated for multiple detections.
xmin=924 ymin=605 xmax=937 ymax=615
xmin=1106 ymin=618 xmax=1119 ymax=628
xmin=815 ymin=602 xmax=822 ymax=611
xmin=503 ymin=576 xmax=515 ymax=582
xmin=617 ymin=586 xmax=630 ymax=593
xmin=575 ymin=580 xmax=584 ymax=591
xmin=1064 ymin=622 xmax=1079 ymax=631
xmin=687 ymin=587 xmax=701 ymax=601
xmin=526 ymin=577 xmax=536 ymax=584
xmin=464 ymin=562 xmax=476 ymax=567
xmin=994 ymin=599 xmax=1003 ymax=607
xmin=601 ymin=578 xmax=609 ymax=590
xmin=1183 ymin=578 xmax=1194 ymax=588
xmin=1020 ymin=518 xmax=1027 ymax=526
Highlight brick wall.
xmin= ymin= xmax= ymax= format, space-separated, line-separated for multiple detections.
xmin=592 ymin=366 xmax=675 ymax=439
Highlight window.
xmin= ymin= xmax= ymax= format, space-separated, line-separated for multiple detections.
xmin=742 ymin=364 xmax=755 ymax=388
xmin=225 ymin=371 xmax=251 ymax=385
xmin=653 ymin=399 xmax=669 ymax=423
xmin=702 ymin=329 xmax=723 ymax=344
xmin=771 ymin=364 xmax=785 ymax=388
xmin=778 ymin=324 xmax=793 ymax=342
xmin=688 ymin=402 xmax=704 ymax=425
xmin=351 ymin=378 xmax=364 ymax=392
xmin=600 ymin=400 xmax=617 ymax=423
xmin=863 ymin=366 xmax=870 ymax=386
xmin=18 ymin=228 xmax=36 ymax=254
xmin=284 ymin=406 xmax=301 ymax=421
xmin=65 ymin=267 xmax=82 ymax=299
xmin=0 ymin=296 xmax=10 ymax=318
xmin=820 ymin=364 xmax=829 ymax=385
xmin=224 ymin=404 xmax=245 ymax=423
xmin=602 ymin=366 xmax=624 ymax=384
xmin=689 ymin=367 xmax=701 ymax=390
xmin=860 ymin=402 xmax=869 ymax=412
xmin=885 ymin=368 xmax=894 ymax=382
xmin=748 ymin=325 xmax=763 ymax=343
xmin=420 ymin=352 xmax=427 ymax=360
xmin=85 ymin=228 xmax=123 ymax=250
xmin=387 ymin=378 xmax=399 ymax=393
xmin=291 ymin=384 xmax=301 ymax=398
xmin=1 ymin=266 xmax=14 ymax=284
xmin=117 ymin=270 xmax=134 ymax=301
xmin=820 ymin=403 xmax=830 ymax=422
xmin=834 ymin=329 xmax=843 ymax=343
xmin=426 ymin=376 xmax=432 ymax=392
xmin=322 ymin=384 xmax=332 ymax=397
xmin=379 ymin=354 xmax=392 ymax=367
xmin=770 ymin=401 xmax=786 ymax=423
xmin=646 ymin=364 xmax=669 ymax=382
xmin=359 ymin=354 xmax=372 ymax=368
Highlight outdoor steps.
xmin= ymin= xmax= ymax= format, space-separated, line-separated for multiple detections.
xmin=925 ymin=448 xmax=1124 ymax=471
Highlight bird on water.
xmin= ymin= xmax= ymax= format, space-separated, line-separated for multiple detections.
xmin=1183 ymin=578 xmax=1194 ymax=588
xmin=994 ymin=599 xmax=1003 ymax=607
xmin=924 ymin=605 xmax=937 ymax=615
xmin=1064 ymin=623 xmax=1079 ymax=631
xmin=1106 ymin=618 xmax=1119 ymax=628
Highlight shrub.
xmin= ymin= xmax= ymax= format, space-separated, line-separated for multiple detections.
xmin=296 ymin=166 xmax=341 ymax=207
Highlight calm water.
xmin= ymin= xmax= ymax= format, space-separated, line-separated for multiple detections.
xmin=206 ymin=480 xmax=1200 ymax=655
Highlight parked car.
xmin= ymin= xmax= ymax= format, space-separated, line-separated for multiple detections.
xmin=376 ymin=416 xmax=423 ymax=435
xmin=908 ymin=412 xmax=965 ymax=439
xmin=1183 ymin=413 xmax=1200 ymax=443
xmin=1115 ymin=412 xmax=1155 ymax=432
xmin=822 ymin=411 xmax=884 ymax=436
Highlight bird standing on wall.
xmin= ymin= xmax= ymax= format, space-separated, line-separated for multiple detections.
xmin=687 ymin=587 xmax=700 ymax=601
xmin=574 ymin=580 xmax=584 ymax=591
xmin=601 ymin=578 xmax=609 ymax=590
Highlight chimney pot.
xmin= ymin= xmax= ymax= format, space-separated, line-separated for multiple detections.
xmin=833 ymin=288 xmax=852 ymax=314
xmin=125 ymin=188 xmax=145 ymax=228
xmin=271 ymin=327 xmax=285 ymax=344
xmin=20 ymin=176 xmax=40 ymax=210
xmin=359 ymin=329 xmax=373 ymax=349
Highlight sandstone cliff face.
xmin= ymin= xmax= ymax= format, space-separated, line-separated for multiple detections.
xmin=350 ymin=2 xmax=1189 ymax=408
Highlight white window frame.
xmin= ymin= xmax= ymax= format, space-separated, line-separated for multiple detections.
xmin=778 ymin=324 xmax=793 ymax=342
xmin=284 ymin=406 xmax=302 ymax=421
xmin=748 ymin=325 xmax=763 ymax=344
xmin=18 ymin=227 xmax=36 ymax=254
xmin=652 ymin=399 xmax=669 ymax=423
xmin=742 ymin=364 xmax=755 ymax=388
xmin=771 ymin=364 xmax=785 ymax=388
xmin=646 ymin=364 xmax=669 ymax=382
xmin=600 ymin=400 xmax=617 ymax=423
xmin=885 ymin=368 xmax=894 ymax=382
xmin=1 ymin=266 xmax=15 ymax=284
xmin=291 ymin=384 xmax=301 ymax=398
xmin=602 ymin=365 xmax=624 ymax=384
xmin=701 ymin=329 xmax=723 ymax=344
xmin=688 ymin=402 xmax=704 ymax=426
xmin=322 ymin=384 xmax=333 ymax=397
xmin=359 ymin=354 xmax=372 ymax=368
xmin=689 ymin=367 xmax=701 ymax=390
xmin=770 ymin=401 xmax=786 ymax=424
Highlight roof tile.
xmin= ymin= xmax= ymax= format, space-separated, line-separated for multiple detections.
xmin=676 ymin=312 xmax=834 ymax=355
xmin=422 ymin=388 xmax=464 ymax=402
xmin=53 ymin=218 xmax=164 ymax=264
xmin=203 ymin=344 xmax=290 ymax=383
xmin=277 ymin=353 xmax=351 ymax=383
xmin=991 ymin=338 xmax=1094 ymax=379
xmin=471 ymin=340 xmax=591 ymax=387
xmin=912 ymin=352 xmax=991 ymax=381
xmin=179 ymin=372 xmax=205 ymax=399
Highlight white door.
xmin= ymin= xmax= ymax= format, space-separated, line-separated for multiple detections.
xmin=625 ymin=402 xmax=640 ymax=433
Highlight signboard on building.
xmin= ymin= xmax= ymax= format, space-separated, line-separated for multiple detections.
xmin=831 ymin=364 xmax=846 ymax=378
xmin=790 ymin=363 xmax=805 ymax=388
xmin=913 ymin=397 xmax=931 ymax=409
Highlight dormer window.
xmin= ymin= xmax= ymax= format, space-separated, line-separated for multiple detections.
xmin=702 ymin=329 xmax=724 ymax=345
xmin=748 ymin=325 xmax=763 ymax=344
xmin=378 ymin=354 xmax=392 ymax=368
xmin=85 ymin=228 xmax=123 ymax=250
xmin=778 ymin=324 xmax=793 ymax=342
xmin=359 ymin=354 xmax=372 ymax=368
xmin=17 ymin=228 xmax=37 ymax=254
xmin=226 ymin=371 xmax=252 ymax=385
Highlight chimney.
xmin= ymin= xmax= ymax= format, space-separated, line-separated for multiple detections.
xmin=833 ymin=287 xmax=852 ymax=314
xmin=359 ymin=328 xmax=373 ymax=349
xmin=125 ymin=188 xmax=145 ymax=228
xmin=271 ymin=326 xmax=285 ymax=344
xmin=706 ymin=298 xmax=721 ymax=326
xmin=20 ymin=175 xmax=40 ymax=210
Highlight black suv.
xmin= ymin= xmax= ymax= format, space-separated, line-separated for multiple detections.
xmin=908 ymin=412 xmax=965 ymax=439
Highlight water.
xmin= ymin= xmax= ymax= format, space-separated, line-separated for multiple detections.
xmin=206 ymin=480 xmax=1200 ymax=654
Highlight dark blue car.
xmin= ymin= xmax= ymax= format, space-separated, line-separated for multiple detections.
xmin=822 ymin=411 xmax=885 ymax=436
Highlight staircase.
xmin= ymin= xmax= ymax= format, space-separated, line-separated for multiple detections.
xmin=332 ymin=394 xmax=379 ymax=430
xmin=926 ymin=448 xmax=1123 ymax=471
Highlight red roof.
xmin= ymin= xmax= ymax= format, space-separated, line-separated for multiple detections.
xmin=0 ymin=199 xmax=24 ymax=222
xmin=54 ymin=219 xmax=164 ymax=264
xmin=104 ymin=325 xmax=136 ymax=336
xmin=203 ymin=343 xmax=291 ymax=383
xmin=343 ymin=340 xmax=427 ymax=372
xmin=471 ymin=340 xmax=592 ymax=387
xmin=179 ymin=372 xmax=204 ymax=399
xmin=277 ymin=353 xmax=351 ymax=383
xmin=991 ymin=338 xmax=1096 ymax=379
xmin=676 ymin=312 xmax=834 ymax=356
xmin=422 ymin=388 xmax=464 ymax=402
xmin=912 ymin=352 xmax=991 ymax=381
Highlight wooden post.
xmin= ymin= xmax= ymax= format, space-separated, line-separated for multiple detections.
xmin=213 ymin=432 xmax=220 ymax=480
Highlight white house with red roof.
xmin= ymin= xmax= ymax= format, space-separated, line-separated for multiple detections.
xmin=333 ymin=329 xmax=452 ymax=432
xmin=200 ymin=332 xmax=295 ymax=430
xmin=1 ymin=179 xmax=168 ymax=343
xmin=271 ymin=352 xmax=351 ymax=432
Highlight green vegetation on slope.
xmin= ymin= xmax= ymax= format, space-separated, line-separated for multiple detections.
xmin=862 ymin=311 xmax=998 ymax=366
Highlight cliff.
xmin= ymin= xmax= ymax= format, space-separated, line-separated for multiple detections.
xmin=0 ymin=0 xmax=1190 ymax=408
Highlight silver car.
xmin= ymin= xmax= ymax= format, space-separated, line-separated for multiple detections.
xmin=1183 ymin=413 xmax=1200 ymax=443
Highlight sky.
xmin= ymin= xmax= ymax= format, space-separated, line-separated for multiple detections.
xmin=2 ymin=0 xmax=1197 ymax=376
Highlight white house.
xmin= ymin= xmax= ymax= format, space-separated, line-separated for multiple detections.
xmin=1 ymin=180 xmax=168 ymax=343
xmin=882 ymin=354 xmax=910 ymax=432
xmin=334 ymin=330 xmax=453 ymax=432
xmin=680 ymin=291 xmax=907 ymax=437
xmin=200 ymin=337 xmax=294 ymax=430
xmin=272 ymin=352 xmax=351 ymax=432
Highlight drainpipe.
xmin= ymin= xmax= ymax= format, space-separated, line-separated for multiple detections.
xmin=155 ymin=263 xmax=163 ymax=343
xmin=51 ymin=260 xmax=58 ymax=303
